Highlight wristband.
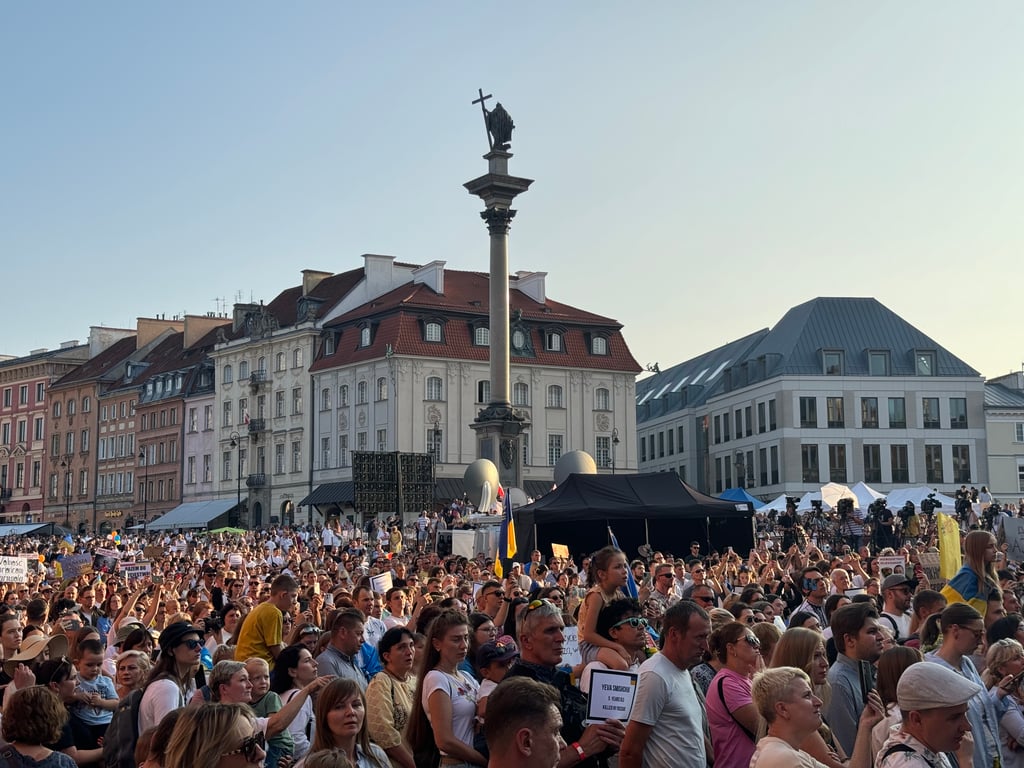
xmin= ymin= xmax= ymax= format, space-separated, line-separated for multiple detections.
xmin=571 ymin=742 xmax=585 ymax=761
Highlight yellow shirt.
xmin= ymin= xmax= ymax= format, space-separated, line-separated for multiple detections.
xmin=235 ymin=601 xmax=283 ymax=668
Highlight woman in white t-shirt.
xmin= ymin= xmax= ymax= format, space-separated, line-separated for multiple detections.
xmin=407 ymin=610 xmax=485 ymax=767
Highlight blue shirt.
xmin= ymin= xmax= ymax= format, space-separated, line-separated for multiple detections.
xmin=823 ymin=653 xmax=873 ymax=755
xmin=925 ymin=652 xmax=1005 ymax=768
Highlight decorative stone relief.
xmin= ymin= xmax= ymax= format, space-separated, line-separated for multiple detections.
xmin=426 ymin=404 xmax=442 ymax=424
xmin=595 ymin=413 xmax=611 ymax=432
xmin=357 ymin=410 xmax=367 ymax=427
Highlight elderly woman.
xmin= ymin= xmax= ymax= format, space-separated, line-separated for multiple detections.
xmin=0 ymin=686 xmax=77 ymax=768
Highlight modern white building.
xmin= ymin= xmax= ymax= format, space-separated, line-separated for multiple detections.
xmin=983 ymin=371 xmax=1024 ymax=501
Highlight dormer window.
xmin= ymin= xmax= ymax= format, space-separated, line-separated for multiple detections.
xmin=474 ymin=326 xmax=490 ymax=346
xmin=822 ymin=350 xmax=844 ymax=376
xmin=915 ymin=350 xmax=936 ymax=376
xmin=545 ymin=331 xmax=562 ymax=352
xmin=323 ymin=335 xmax=336 ymax=356
xmin=360 ymin=327 xmax=371 ymax=347
xmin=591 ymin=336 xmax=608 ymax=355
xmin=425 ymin=322 xmax=442 ymax=343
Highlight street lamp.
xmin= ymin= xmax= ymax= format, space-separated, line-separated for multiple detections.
xmin=430 ymin=419 xmax=442 ymax=465
xmin=139 ymin=449 xmax=149 ymax=536
xmin=611 ymin=428 xmax=620 ymax=475
xmin=229 ymin=431 xmax=242 ymax=527
xmin=59 ymin=457 xmax=70 ymax=528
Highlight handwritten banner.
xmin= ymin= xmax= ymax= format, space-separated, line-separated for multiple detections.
xmin=58 ymin=553 xmax=93 ymax=579
xmin=0 ymin=556 xmax=27 ymax=582
xmin=561 ymin=625 xmax=581 ymax=667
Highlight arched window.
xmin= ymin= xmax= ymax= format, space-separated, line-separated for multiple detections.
xmin=339 ymin=385 xmax=349 ymax=407
xmin=547 ymin=385 xmax=564 ymax=409
xmin=320 ymin=388 xmax=331 ymax=410
xmin=53 ymin=402 xmax=62 ymax=418
xmin=239 ymin=361 xmax=249 ymax=379
xmin=425 ymin=322 xmax=442 ymax=342
xmin=360 ymin=328 xmax=371 ymax=347
xmin=594 ymin=387 xmax=610 ymax=411
xmin=275 ymin=352 xmax=286 ymax=372
xmin=223 ymin=364 xmax=233 ymax=384
xmin=357 ymin=381 xmax=368 ymax=404
xmin=256 ymin=358 xmax=266 ymax=374
xmin=545 ymin=331 xmax=563 ymax=352
xmin=512 ymin=382 xmax=530 ymax=406
xmin=474 ymin=327 xmax=490 ymax=346
xmin=477 ymin=380 xmax=491 ymax=404
xmin=425 ymin=378 xmax=442 ymax=403
xmin=67 ymin=399 xmax=76 ymax=416
xmin=592 ymin=336 xmax=608 ymax=355
xmin=82 ymin=396 xmax=91 ymax=413
xmin=293 ymin=349 xmax=303 ymax=368
xmin=376 ymin=377 xmax=388 ymax=401
xmin=426 ymin=377 xmax=443 ymax=401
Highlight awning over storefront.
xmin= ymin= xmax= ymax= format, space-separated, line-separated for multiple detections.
xmin=145 ymin=498 xmax=239 ymax=530
xmin=298 ymin=481 xmax=355 ymax=508
xmin=0 ymin=522 xmax=72 ymax=537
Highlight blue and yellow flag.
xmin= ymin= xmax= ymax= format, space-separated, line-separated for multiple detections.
xmin=494 ymin=491 xmax=517 ymax=578
xmin=608 ymin=526 xmax=639 ymax=598
xmin=937 ymin=512 xmax=962 ymax=580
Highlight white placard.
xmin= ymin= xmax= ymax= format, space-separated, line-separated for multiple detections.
xmin=917 ymin=552 xmax=944 ymax=589
xmin=370 ymin=572 xmax=393 ymax=595
xmin=586 ymin=669 xmax=639 ymax=722
xmin=876 ymin=555 xmax=908 ymax=579
xmin=0 ymin=556 xmax=27 ymax=582
xmin=561 ymin=625 xmax=581 ymax=667
xmin=228 ymin=553 xmax=243 ymax=567
xmin=1004 ymin=518 xmax=1024 ymax=564
xmin=120 ymin=562 xmax=152 ymax=580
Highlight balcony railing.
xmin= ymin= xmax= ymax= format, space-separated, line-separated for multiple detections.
xmin=249 ymin=370 xmax=268 ymax=390
xmin=246 ymin=473 xmax=266 ymax=489
xmin=0 ymin=488 xmax=11 ymax=502
xmin=247 ymin=418 xmax=266 ymax=434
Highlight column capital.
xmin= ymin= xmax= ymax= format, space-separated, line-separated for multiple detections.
xmin=480 ymin=207 xmax=516 ymax=235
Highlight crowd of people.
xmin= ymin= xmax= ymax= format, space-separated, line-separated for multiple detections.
xmin=0 ymin=496 xmax=1020 ymax=768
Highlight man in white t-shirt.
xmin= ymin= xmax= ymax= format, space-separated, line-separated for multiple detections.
xmin=620 ymin=601 xmax=711 ymax=768
xmin=879 ymin=574 xmax=915 ymax=641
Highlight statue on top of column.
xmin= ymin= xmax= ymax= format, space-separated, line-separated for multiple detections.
xmin=472 ymin=88 xmax=515 ymax=151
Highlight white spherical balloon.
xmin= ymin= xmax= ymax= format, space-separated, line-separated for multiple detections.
xmin=554 ymin=450 xmax=597 ymax=487
xmin=464 ymin=459 xmax=500 ymax=510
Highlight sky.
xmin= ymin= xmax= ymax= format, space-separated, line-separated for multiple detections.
xmin=3 ymin=4 xmax=1023 ymax=380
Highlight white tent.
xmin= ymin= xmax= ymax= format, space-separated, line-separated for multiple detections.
xmin=850 ymin=481 xmax=885 ymax=510
xmin=883 ymin=486 xmax=957 ymax=511
xmin=797 ymin=491 xmax=822 ymax=512
xmin=759 ymin=493 xmax=790 ymax=512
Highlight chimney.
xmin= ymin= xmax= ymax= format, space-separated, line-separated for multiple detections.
xmin=183 ymin=314 xmax=231 ymax=348
xmin=412 ymin=261 xmax=446 ymax=294
xmin=59 ymin=340 xmax=80 ymax=350
xmin=136 ymin=317 xmax=185 ymax=349
xmin=514 ymin=271 xmax=547 ymax=304
xmin=88 ymin=326 xmax=136 ymax=358
xmin=302 ymin=270 xmax=333 ymax=296
xmin=232 ymin=303 xmax=261 ymax=333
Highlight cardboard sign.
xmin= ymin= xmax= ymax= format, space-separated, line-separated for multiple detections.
xmin=876 ymin=555 xmax=908 ymax=579
xmin=58 ymin=553 xmax=93 ymax=579
xmin=561 ymin=625 xmax=582 ymax=667
xmin=1004 ymin=518 xmax=1024 ymax=564
xmin=143 ymin=547 xmax=165 ymax=560
xmin=552 ymin=543 xmax=569 ymax=560
xmin=228 ymin=553 xmax=244 ymax=567
xmin=370 ymin=572 xmax=393 ymax=595
xmin=586 ymin=669 xmax=639 ymax=723
xmin=0 ymin=556 xmax=27 ymax=582
xmin=120 ymin=562 xmax=152 ymax=581
xmin=918 ymin=552 xmax=944 ymax=589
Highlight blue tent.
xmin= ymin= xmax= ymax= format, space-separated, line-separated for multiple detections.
xmin=718 ymin=487 xmax=764 ymax=508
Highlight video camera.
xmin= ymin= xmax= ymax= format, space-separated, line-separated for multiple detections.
xmin=898 ymin=500 xmax=915 ymax=522
xmin=836 ymin=497 xmax=855 ymax=518
xmin=921 ymin=493 xmax=942 ymax=516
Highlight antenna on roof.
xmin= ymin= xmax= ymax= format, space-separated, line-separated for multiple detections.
xmin=645 ymin=362 xmax=660 ymax=373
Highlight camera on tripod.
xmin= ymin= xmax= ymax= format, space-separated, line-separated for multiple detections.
xmin=866 ymin=497 xmax=887 ymax=525
xmin=921 ymin=493 xmax=942 ymax=516
xmin=836 ymin=498 xmax=855 ymax=518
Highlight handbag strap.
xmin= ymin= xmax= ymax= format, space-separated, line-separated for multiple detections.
xmin=717 ymin=676 xmax=756 ymax=742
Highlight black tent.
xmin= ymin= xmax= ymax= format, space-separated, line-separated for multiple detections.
xmin=516 ymin=472 xmax=754 ymax=561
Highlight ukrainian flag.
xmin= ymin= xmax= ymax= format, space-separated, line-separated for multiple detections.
xmin=494 ymin=491 xmax=516 ymax=578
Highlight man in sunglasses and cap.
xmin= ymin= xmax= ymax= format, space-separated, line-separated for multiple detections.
xmin=580 ymin=599 xmax=649 ymax=695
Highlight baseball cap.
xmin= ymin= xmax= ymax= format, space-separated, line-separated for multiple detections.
xmin=881 ymin=574 xmax=918 ymax=592
xmin=477 ymin=639 xmax=518 ymax=668
xmin=158 ymin=622 xmax=201 ymax=653
xmin=897 ymin=663 xmax=980 ymax=711
xmin=115 ymin=621 xmax=148 ymax=646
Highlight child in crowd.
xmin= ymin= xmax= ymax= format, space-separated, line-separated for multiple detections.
xmin=71 ymin=638 xmax=119 ymax=751
xmin=475 ymin=639 xmax=518 ymax=717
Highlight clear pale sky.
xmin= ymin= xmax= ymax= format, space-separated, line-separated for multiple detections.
xmin=3 ymin=4 xmax=1022 ymax=379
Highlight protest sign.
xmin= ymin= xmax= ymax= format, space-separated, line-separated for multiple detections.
xmin=370 ymin=572 xmax=393 ymax=595
xmin=0 ymin=556 xmax=27 ymax=582
xmin=917 ymin=552 xmax=943 ymax=589
xmin=228 ymin=553 xmax=244 ymax=567
xmin=58 ymin=554 xmax=93 ymax=579
xmin=120 ymin=562 xmax=152 ymax=581
xmin=561 ymin=626 xmax=581 ymax=667
xmin=1004 ymin=518 xmax=1024 ymax=564
xmin=586 ymin=669 xmax=638 ymax=723
xmin=143 ymin=547 xmax=165 ymax=561
xmin=551 ymin=543 xmax=569 ymax=560
xmin=876 ymin=555 xmax=907 ymax=579
xmin=93 ymin=548 xmax=121 ymax=574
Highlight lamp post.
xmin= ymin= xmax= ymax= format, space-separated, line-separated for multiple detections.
xmin=430 ymin=419 xmax=442 ymax=466
xmin=611 ymin=428 xmax=620 ymax=475
xmin=139 ymin=449 xmax=149 ymax=536
xmin=229 ymin=431 xmax=242 ymax=527
xmin=59 ymin=457 xmax=70 ymax=528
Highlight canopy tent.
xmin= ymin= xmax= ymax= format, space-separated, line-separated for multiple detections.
xmin=207 ymin=527 xmax=247 ymax=535
xmin=796 ymin=492 xmax=822 ymax=512
xmin=144 ymin=499 xmax=240 ymax=531
xmin=0 ymin=522 xmax=72 ymax=538
xmin=882 ymin=486 xmax=957 ymax=511
xmin=850 ymin=482 xmax=885 ymax=510
xmin=515 ymin=472 xmax=754 ymax=560
xmin=758 ymin=494 xmax=791 ymax=513
xmin=298 ymin=481 xmax=354 ymax=508
xmin=718 ymin=487 xmax=764 ymax=509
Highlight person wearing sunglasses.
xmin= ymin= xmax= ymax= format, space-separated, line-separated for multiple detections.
xmin=705 ymin=622 xmax=762 ymax=768
xmin=164 ymin=702 xmax=267 ymax=768
xmin=139 ymin=621 xmax=205 ymax=733
xmin=580 ymin=599 xmax=649 ymax=696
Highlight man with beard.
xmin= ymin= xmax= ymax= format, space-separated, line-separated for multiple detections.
xmin=824 ymin=602 xmax=884 ymax=755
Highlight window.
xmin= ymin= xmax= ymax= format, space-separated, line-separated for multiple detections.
xmin=0 ymin=423 xmax=8 ymax=445
xmin=320 ymin=388 xmax=331 ymax=410
xmin=713 ymin=415 xmax=722 ymax=444
xmin=187 ymin=456 xmax=196 ymax=484
xmin=596 ymin=436 xmax=611 ymax=468
xmin=53 ymin=402 xmax=61 ymax=418
xmin=1 ymin=389 xmax=10 ymax=408
xmin=275 ymin=444 xmax=285 ymax=475
xmin=823 ymin=351 xmax=843 ymax=375
xmin=1018 ymin=463 xmax=1024 ymax=493
xmin=50 ymin=433 xmax=60 ymax=456
xmin=426 ymin=426 xmax=442 ymax=461
xmin=474 ymin=327 xmax=490 ymax=346
xmin=592 ymin=336 xmax=608 ymax=355
xmin=667 ymin=429 xmax=674 ymax=455
xmin=677 ymin=426 xmax=684 ymax=453
xmin=16 ymin=386 xmax=27 ymax=406
xmin=357 ymin=381 xmax=368 ymax=404
xmin=869 ymin=351 xmax=890 ymax=376
xmin=49 ymin=473 xmax=57 ymax=498
xmin=757 ymin=402 xmax=766 ymax=434
xmin=545 ymin=332 xmax=562 ymax=352
xmin=338 ymin=434 xmax=348 ymax=467
xmin=376 ymin=377 xmax=388 ymax=401
xmin=888 ymin=397 xmax=906 ymax=428
xmin=801 ymin=445 xmax=819 ymax=482
xmin=891 ymin=445 xmax=909 ymax=483
xmin=223 ymin=365 xmax=233 ymax=384
xmin=79 ymin=469 xmax=88 ymax=495
xmin=828 ymin=444 xmax=847 ymax=482
xmin=274 ymin=352 xmax=284 ymax=372
xmin=1017 ymin=423 xmax=1024 ymax=443
xmin=547 ymin=434 xmax=563 ymax=465
xmin=723 ymin=413 xmax=731 ymax=442
xmin=257 ymin=358 xmax=266 ymax=375
xmin=522 ymin=432 xmax=530 ymax=467
xmin=477 ymin=380 xmax=491 ymax=404
xmin=863 ymin=444 xmax=882 ymax=483
xmin=861 ymin=397 xmax=878 ymax=428
xmin=922 ymin=397 xmax=940 ymax=429
xmin=915 ymin=351 xmax=936 ymax=376
xmin=204 ymin=405 xmax=213 ymax=430
xmin=925 ymin=445 xmax=943 ymax=484
xmin=424 ymin=322 xmax=442 ymax=342
xmin=374 ymin=429 xmax=387 ymax=452
xmin=734 ymin=410 xmax=742 ymax=439
xmin=768 ymin=399 xmax=777 ymax=430
xmin=357 ymin=432 xmax=367 ymax=451
xmin=513 ymin=382 xmax=530 ymax=406
xmin=292 ymin=387 xmax=303 ymax=415
xmin=723 ymin=455 xmax=732 ymax=490
xmin=223 ymin=452 xmax=233 ymax=481
xmin=223 ymin=401 xmax=232 ymax=427
xmin=80 ymin=429 xmax=89 ymax=453
xmin=292 ymin=441 xmax=302 ymax=473
xmin=714 ymin=457 xmax=722 ymax=493
xmin=339 ymin=385 xmax=349 ymax=407
xmin=360 ymin=327 xmax=371 ymax=347
xmin=321 ymin=437 xmax=331 ymax=468
xmin=240 ymin=361 xmax=250 ymax=379
xmin=744 ymin=406 xmax=752 ymax=437
xmin=952 ymin=445 xmax=971 ymax=483
xmin=658 ymin=432 xmax=665 ymax=458
xmin=239 ymin=397 xmax=249 ymax=422
xmin=31 ymin=460 xmax=40 ymax=488
xmin=426 ymin=377 xmax=443 ymax=401
xmin=826 ymin=397 xmax=845 ymax=428
xmin=82 ymin=396 xmax=90 ymax=413
xmin=34 ymin=417 xmax=44 ymax=441
xmin=293 ymin=348 xmax=303 ymax=369
xmin=759 ymin=447 xmax=769 ymax=486
xmin=949 ymin=398 xmax=968 ymax=429
xmin=547 ymin=385 xmax=564 ymax=408
xmin=594 ymin=387 xmax=610 ymax=411
xmin=799 ymin=397 xmax=817 ymax=428
xmin=188 ymin=408 xmax=198 ymax=433
xmin=275 ymin=391 xmax=285 ymax=418
xmin=203 ymin=455 xmax=212 ymax=483
xmin=323 ymin=335 xmax=335 ymax=356
xmin=65 ymin=431 xmax=74 ymax=454
xmin=14 ymin=463 xmax=23 ymax=488
xmin=641 ymin=436 xmax=647 ymax=463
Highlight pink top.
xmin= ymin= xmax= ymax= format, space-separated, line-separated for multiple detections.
xmin=706 ymin=666 xmax=755 ymax=768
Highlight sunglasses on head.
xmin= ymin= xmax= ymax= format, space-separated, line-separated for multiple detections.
xmin=221 ymin=731 xmax=266 ymax=762
xmin=611 ymin=616 xmax=649 ymax=630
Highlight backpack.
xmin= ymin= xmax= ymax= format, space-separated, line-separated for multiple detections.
xmin=102 ymin=688 xmax=143 ymax=768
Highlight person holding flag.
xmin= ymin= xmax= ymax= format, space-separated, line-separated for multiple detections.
xmin=577 ymin=545 xmax=633 ymax=671
xmin=493 ymin=487 xmax=516 ymax=579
